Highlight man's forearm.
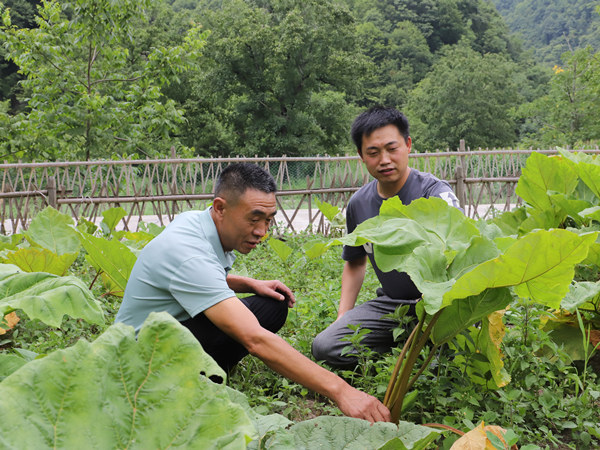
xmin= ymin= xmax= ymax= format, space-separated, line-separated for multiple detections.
xmin=226 ymin=274 xmax=255 ymax=293
xmin=246 ymin=329 xmax=390 ymax=422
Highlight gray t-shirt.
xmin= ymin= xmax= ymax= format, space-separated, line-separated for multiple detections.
xmin=342 ymin=169 xmax=461 ymax=300
xmin=115 ymin=208 xmax=236 ymax=332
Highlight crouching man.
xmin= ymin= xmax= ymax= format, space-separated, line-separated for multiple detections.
xmin=116 ymin=162 xmax=390 ymax=423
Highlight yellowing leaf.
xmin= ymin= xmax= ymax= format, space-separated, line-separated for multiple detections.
xmin=4 ymin=248 xmax=78 ymax=276
xmin=451 ymin=422 xmax=510 ymax=449
xmin=0 ymin=311 xmax=19 ymax=335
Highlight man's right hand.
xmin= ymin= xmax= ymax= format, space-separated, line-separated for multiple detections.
xmin=334 ymin=384 xmax=391 ymax=423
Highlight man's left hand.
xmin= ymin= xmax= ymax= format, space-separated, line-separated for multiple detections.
xmin=254 ymin=279 xmax=296 ymax=307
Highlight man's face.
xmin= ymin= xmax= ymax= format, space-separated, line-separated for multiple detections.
xmin=217 ymin=189 xmax=277 ymax=254
xmin=359 ymin=124 xmax=412 ymax=198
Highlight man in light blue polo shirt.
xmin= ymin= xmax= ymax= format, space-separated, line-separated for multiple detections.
xmin=116 ymin=163 xmax=391 ymax=423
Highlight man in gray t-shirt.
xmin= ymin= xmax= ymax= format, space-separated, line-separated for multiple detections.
xmin=312 ymin=106 xmax=461 ymax=368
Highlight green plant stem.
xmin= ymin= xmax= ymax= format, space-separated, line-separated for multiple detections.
xmin=383 ymin=320 xmax=421 ymax=405
xmin=384 ymin=317 xmax=424 ymax=408
xmin=387 ymin=311 xmax=442 ymax=422
xmin=407 ymin=343 xmax=440 ymax=392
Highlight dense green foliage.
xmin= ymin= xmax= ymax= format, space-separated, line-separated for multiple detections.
xmin=493 ymin=0 xmax=600 ymax=64
xmin=0 ymin=150 xmax=598 ymax=447
xmin=1 ymin=0 xmax=599 ymax=158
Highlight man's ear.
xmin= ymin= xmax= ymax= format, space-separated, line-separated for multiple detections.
xmin=406 ymin=136 xmax=412 ymax=153
xmin=212 ymin=196 xmax=227 ymax=216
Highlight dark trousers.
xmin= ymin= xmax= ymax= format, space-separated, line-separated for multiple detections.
xmin=181 ymin=295 xmax=288 ymax=372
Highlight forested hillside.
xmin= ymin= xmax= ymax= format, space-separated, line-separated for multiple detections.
xmin=492 ymin=0 xmax=600 ymax=64
xmin=1 ymin=0 xmax=599 ymax=159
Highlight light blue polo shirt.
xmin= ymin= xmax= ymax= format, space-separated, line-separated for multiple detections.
xmin=115 ymin=208 xmax=236 ymax=332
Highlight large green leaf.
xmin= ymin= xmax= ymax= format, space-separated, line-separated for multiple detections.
xmin=548 ymin=193 xmax=592 ymax=227
xmin=79 ymin=232 xmax=137 ymax=296
xmin=379 ymin=196 xmax=480 ymax=252
xmin=101 ymin=206 xmax=127 ymax=233
xmin=558 ymin=149 xmax=600 ymax=200
xmin=0 ymin=353 xmax=27 ymax=381
xmin=224 ymin=385 xmax=293 ymax=448
xmin=515 ymin=152 xmax=579 ymax=210
xmin=335 ymin=214 xmax=429 ymax=259
xmin=337 ymin=197 xmax=481 ymax=277
xmin=444 ymin=230 xmax=597 ymax=309
xmin=264 ymin=416 xmax=440 ymax=449
xmin=24 ymin=206 xmax=81 ymax=255
xmin=4 ymin=247 xmax=78 ymax=276
xmin=0 ymin=267 xmax=104 ymax=327
xmin=488 ymin=207 xmax=529 ymax=237
xmin=561 ymin=281 xmax=600 ymax=312
xmin=316 ymin=199 xmax=341 ymax=222
xmin=517 ymin=207 xmax=565 ymax=234
xmin=0 ymin=312 xmax=255 ymax=449
xmin=268 ymin=238 xmax=293 ymax=263
xmin=432 ymin=288 xmax=512 ymax=345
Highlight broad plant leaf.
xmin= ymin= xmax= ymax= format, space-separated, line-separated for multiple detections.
xmin=433 ymin=288 xmax=511 ymax=345
xmin=4 ymin=247 xmax=78 ymax=275
xmin=265 ymin=416 xmax=440 ymax=449
xmin=268 ymin=238 xmax=293 ymax=263
xmin=0 ymin=233 xmax=23 ymax=252
xmin=517 ymin=207 xmax=565 ymax=234
xmin=79 ymin=232 xmax=137 ymax=296
xmin=0 ymin=353 xmax=26 ymax=381
xmin=123 ymin=230 xmax=157 ymax=249
xmin=515 ymin=152 xmax=578 ymax=211
xmin=488 ymin=206 xmax=528 ymax=237
xmin=0 ymin=312 xmax=255 ymax=449
xmin=475 ymin=310 xmax=511 ymax=388
xmin=0 ymin=267 xmax=104 ymax=327
xmin=303 ymin=239 xmax=330 ymax=260
xmin=580 ymin=205 xmax=600 ymax=222
xmin=24 ymin=206 xmax=80 ymax=255
xmin=380 ymin=197 xmax=480 ymax=252
xmin=444 ymin=229 xmax=598 ymax=310
xmin=335 ymin=214 xmax=428 ymax=260
xmin=549 ymin=193 xmax=592 ymax=227
xmin=561 ymin=281 xmax=600 ymax=312
xmin=558 ymin=149 xmax=600 ymax=199
xmin=224 ymin=385 xmax=293 ymax=448
xmin=316 ymin=199 xmax=341 ymax=222
xmin=101 ymin=206 xmax=127 ymax=232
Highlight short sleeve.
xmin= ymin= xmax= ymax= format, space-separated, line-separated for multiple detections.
xmin=341 ymin=197 xmax=366 ymax=261
xmin=169 ymin=254 xmax=235 ymax=318
xmin=429 ymin=183 xmax=462 ymax=211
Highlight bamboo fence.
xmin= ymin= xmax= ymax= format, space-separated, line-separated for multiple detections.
xmin=1 ymin=146 xmax=598 ymax=235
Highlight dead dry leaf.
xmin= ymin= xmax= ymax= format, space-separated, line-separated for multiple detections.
xmin=451 ymin=422 xmax=512 ymax=449
xmin=0 ymin=312 xmax=20 ymax=335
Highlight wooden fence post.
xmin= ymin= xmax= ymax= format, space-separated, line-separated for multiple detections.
xmin=47 ymin=176 xmax=57 ymax=209
xmin=455 ymin=165 xmax=466 ymax=209
xmin=455 ymin=140 xmax=467 ymax=209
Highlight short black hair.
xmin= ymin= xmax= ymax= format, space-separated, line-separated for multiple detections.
xmin=214 ymin=163 xmax=277 ymax=201
xmin=350 ymin=106 xmax=410 ymax=153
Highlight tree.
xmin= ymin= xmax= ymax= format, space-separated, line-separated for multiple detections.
xmin=517 ymin=46 xmax=600 ymax=147
xmin=491 ymin=0 xmax=600 ymax=64
xmin=0 ymin=0 xmax=207 ymax=161
xmin=356 ymin=20 xmax=433 ymax=108
xmin=405 ymin=44 xmax=519 ymax=151
xmin=0 ymin=0 xmax=40 ymax=110
xmin=181 ymin=0 xmax=369 ymax=157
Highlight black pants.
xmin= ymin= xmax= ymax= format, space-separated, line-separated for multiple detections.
xmin=181 ymin=295 xmax=288 ymax=372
